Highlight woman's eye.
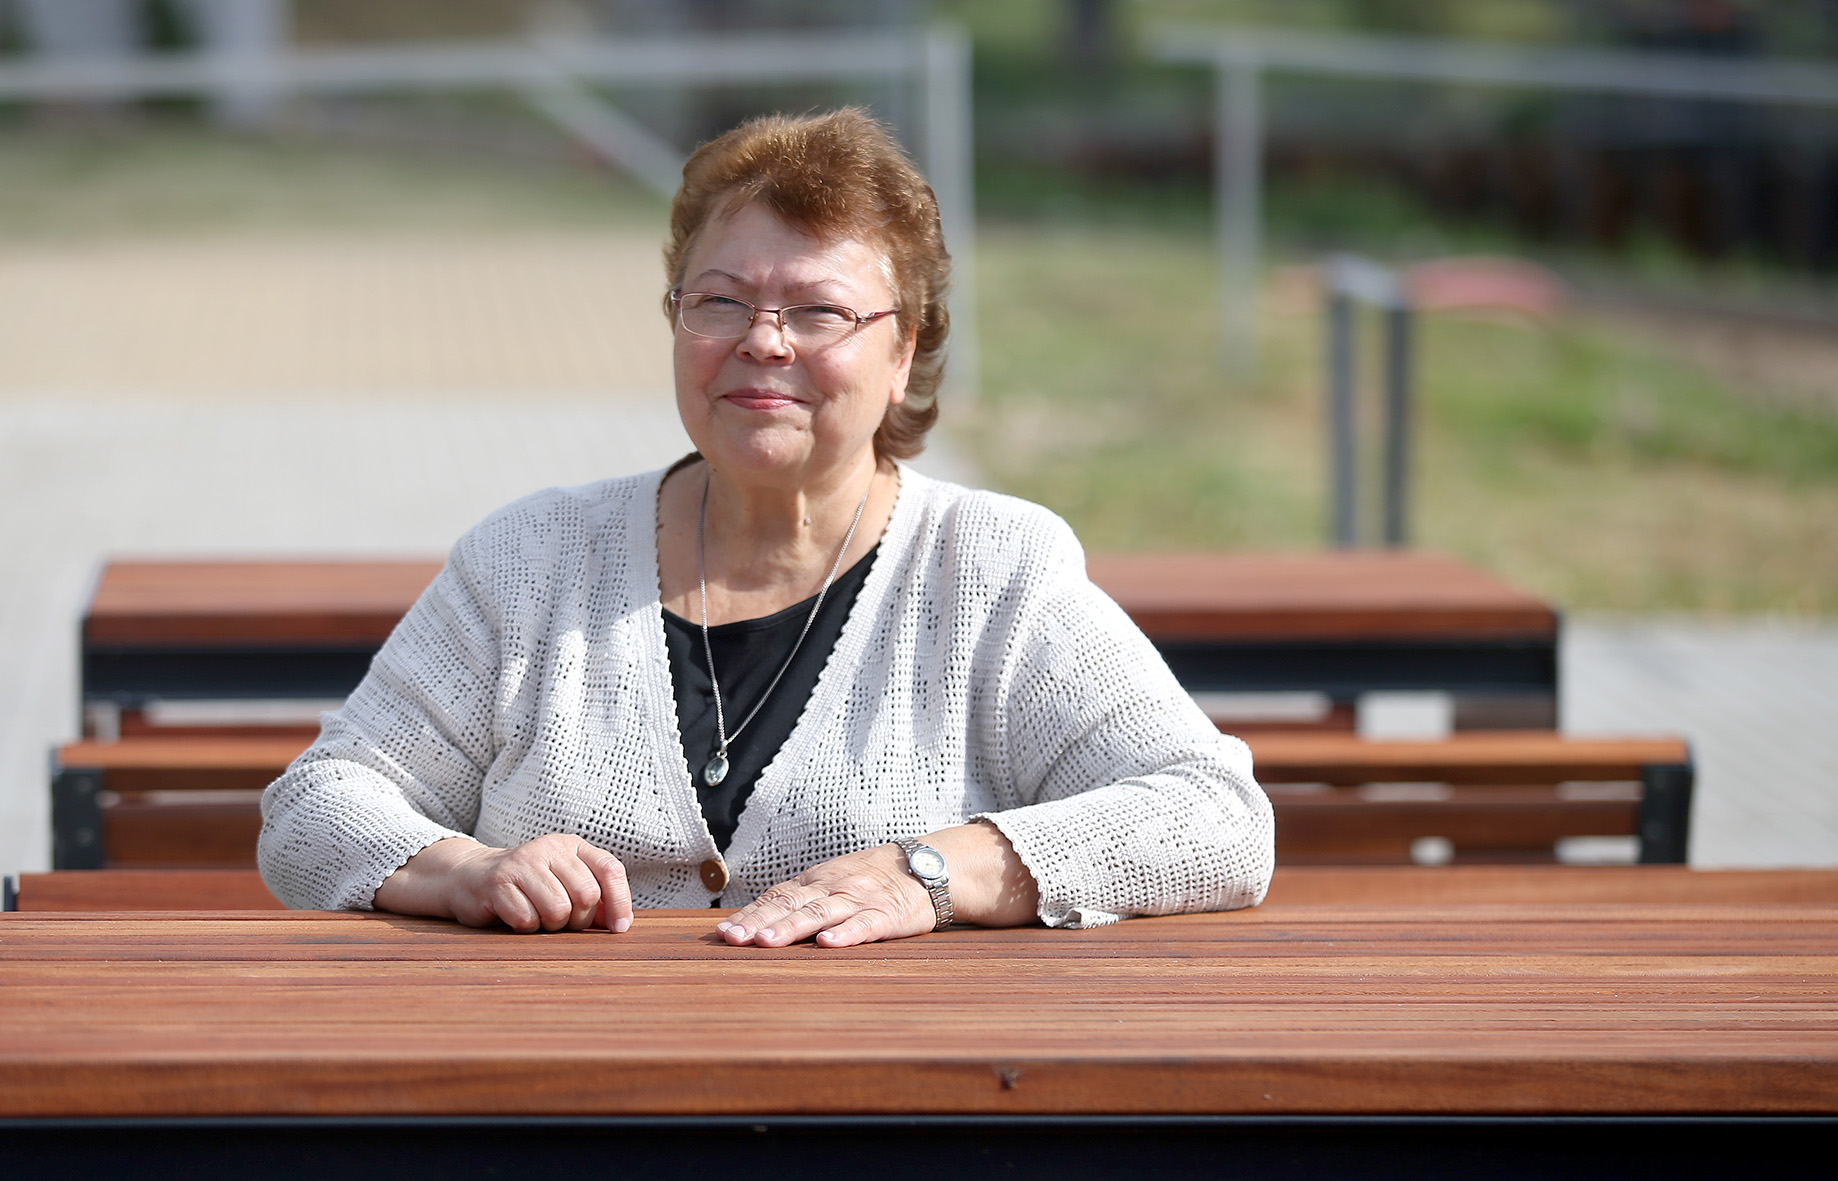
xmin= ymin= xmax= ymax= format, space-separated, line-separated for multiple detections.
xmin=794 ymin=305 xmax=853 ymax=326
xmin=697 ymin=295 xmax=748 ymax=311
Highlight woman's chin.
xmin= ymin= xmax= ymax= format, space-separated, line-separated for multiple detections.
xmin=699 ymin=428 xmax=817 ymax=476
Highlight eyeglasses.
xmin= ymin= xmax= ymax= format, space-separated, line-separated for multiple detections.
xmin=671 ymin=291 xmax=899 ymax=345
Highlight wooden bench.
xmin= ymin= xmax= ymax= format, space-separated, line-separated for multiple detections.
xmin=50 ymin=737 xmax=310 ymax=869
xmin=81 ymin=552 xmax=1560 ymax=736
xmin=49 ymin=730 xmax=1691 ymax=870
xmin=1247 ymin=731 xmax=1693 ymax=864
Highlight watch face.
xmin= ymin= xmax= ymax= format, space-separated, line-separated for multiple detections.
xmin=910 ymin=848 xmax=947 ymax=879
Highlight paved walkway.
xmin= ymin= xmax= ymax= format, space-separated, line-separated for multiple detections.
xmin=1563 ymin=617 xmax=1838 ymax=867
xmin=0 ymin=233 xmax=676 ymax=395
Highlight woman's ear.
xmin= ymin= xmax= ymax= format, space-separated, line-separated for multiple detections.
xmin=889 ymin=324 xmax=917 ymax=405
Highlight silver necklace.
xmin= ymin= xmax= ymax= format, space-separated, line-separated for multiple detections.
xmin=696 ymin=471 xmax=872 ymax=788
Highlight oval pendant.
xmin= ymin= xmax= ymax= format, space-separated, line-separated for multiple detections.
xmin=704 ymin=751 xmax=730 ymax=787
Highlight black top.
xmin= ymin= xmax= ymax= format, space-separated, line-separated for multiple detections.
xmin=661 ymin=545 xmax=879 ymax=852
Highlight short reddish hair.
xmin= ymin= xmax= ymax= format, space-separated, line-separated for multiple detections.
xmin=663 ymin=108 xmax=951 ymax=461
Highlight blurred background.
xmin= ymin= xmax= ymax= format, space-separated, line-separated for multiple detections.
xmin=1 ymin=0 xmax=1834 ymax=874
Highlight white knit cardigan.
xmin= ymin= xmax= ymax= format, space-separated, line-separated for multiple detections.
xmin=257 ymin=465 xmax=1274 ymax=926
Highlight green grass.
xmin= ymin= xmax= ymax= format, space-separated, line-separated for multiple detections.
xmin=962 ymin=218 xmax=1838 ymax=614
xmin=962 ymin=222 xmax=1320 ymax=551
xmin=1423 ymin=314 xmax=1838 ymax=483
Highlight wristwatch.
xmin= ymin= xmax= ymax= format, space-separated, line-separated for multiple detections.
xmin=893 ymin=836 xmax=954 ymax=931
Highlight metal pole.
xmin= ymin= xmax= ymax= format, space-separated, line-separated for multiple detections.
xmin=1327 ymin=288 xmax=1358 ymax=548
xmin=925 ymin=24 xmax=977 ymax=400
xmin=1381 ymin=302 xmax=1414 ymax=548
xmin=194 ymin=0 xmax=290 ymax=127
xmin=1216 ymin=56 xmax=1262 ymax=373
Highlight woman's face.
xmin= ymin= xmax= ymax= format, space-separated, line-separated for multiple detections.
xmin=672 ymin=201 xmax=914 ymax=486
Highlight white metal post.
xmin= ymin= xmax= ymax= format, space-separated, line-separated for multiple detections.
xmin=1216 ymin=56 xmax=1262 ymax=374
xmin=924 ymin=24 xmax=977 ymax=400
xmin=190 ymin=0 xmax=289 ymax=127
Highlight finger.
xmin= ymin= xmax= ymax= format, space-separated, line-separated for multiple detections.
xmin=749 ymin=893 xmax=850 ymax=947
xmin=547 ymin=852 xmax=603 ymax=932
xmin=813 ymin=908 xmax=895 ymax=949
xmin=579 ymin=844 xmax=633 ymax=933
xmin=481 ymin=877 xmax=542 ymax=933
xmin=719 ymin=884 xmax=813 ymax=944
xmin=500 ymin=867 xmax=574 ymax=933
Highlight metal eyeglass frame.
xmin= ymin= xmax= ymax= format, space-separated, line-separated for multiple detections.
xmin=670 ymin=290 xmax=899 ymax=343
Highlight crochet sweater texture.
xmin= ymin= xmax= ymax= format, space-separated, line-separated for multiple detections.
xmin=257 ymin=465 xmax=1274 ymax=927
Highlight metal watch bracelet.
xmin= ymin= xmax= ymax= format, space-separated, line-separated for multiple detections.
xmin=893 ymin=836 xmax=954 ymax=931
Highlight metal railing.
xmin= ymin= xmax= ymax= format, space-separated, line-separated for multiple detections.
xmin=1153 ymin=24 xmax=1838 ymax=373
xmin=0 ymin=24 xmax=979 ymax=392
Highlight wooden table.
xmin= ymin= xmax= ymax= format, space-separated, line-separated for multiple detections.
xmin=1086 ymin=551 xmax=1561 ymax=728
xmin=82 ymin=560 xmax=444 ymax=725
xmin=80 ymin=552 xmax=1560 ymax=733
xmin=3 ymin=870 xmax=1832 ymax=1175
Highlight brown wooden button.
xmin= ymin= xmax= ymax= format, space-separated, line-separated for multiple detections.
xmin=698 ymin=858 xmax=729 ymax=893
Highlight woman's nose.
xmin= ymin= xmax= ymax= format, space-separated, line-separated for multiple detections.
xmin=738 ymin=312 xmax=793 ymax=359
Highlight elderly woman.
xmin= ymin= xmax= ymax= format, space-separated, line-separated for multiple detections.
xmin=258 ymin=108 xmax=1272 ymax=947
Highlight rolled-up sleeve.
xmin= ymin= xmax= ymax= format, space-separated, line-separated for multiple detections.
xmin=974 ymin=542 xmax=1274 ymax=928
xmin=257 ymin=537 xmax=501 ymax=911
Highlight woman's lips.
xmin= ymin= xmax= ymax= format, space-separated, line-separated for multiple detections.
xmin=722 ymin=390 xmax=800 ymax=411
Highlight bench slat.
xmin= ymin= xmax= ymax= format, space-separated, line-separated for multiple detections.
xmin=56 ymin=732 xmax=1689 ymax=784
xmin=1246 ymin=732 xmax=1690 ymax=783
xmin=102 ymin=799 xmax=263 ymax=868
xmin=9 ymin=870 xmax=285 ymax=911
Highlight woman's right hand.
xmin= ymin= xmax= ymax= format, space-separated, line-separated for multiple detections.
xmin=372 ymin=834 xmax=634 ymax=933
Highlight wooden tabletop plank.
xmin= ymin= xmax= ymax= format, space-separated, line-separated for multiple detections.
xmin=83 ymin=560 xmax=444 ymax=646
xmin=82 ymin=553 xmax=1558 ymax=650
xmin=2 ymin=903 xmax=1834 ymax=1117
xmin=1085 ymin=552 xmax=1558 ymax=641
xmin=18 ymin=866 xmax=1830 ymax=913
xmin=1263 ymin=865 xmax=1838 ymax=905
xmin=8 ymin=906 xmax=1836 ymax=955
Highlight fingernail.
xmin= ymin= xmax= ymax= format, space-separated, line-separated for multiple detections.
xmin=613 ymin=915 xmax=631 ymax=933
xmin=758 ymin=927 xmax=775 ymax=940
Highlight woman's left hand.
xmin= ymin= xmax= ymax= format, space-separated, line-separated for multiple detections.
xmin=716 ymin=841 xmax=932 ymax=948
xmin=716 ymin=820 xmax=1041 ymax=948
